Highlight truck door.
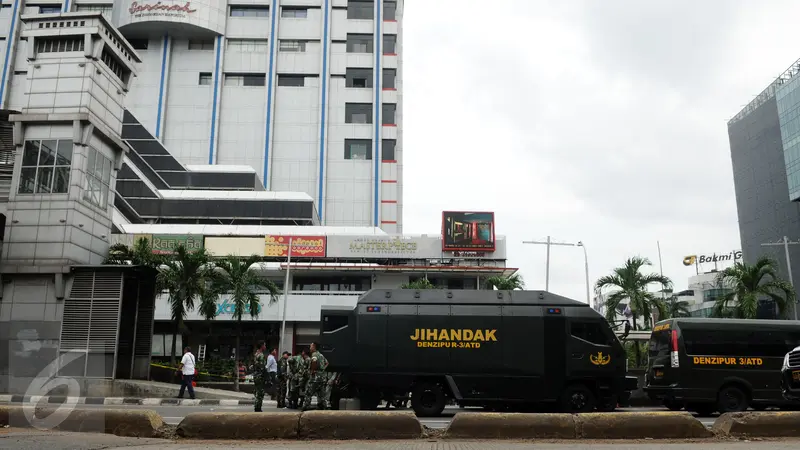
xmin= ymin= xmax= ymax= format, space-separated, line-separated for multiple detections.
xmin=355 ymin=304 xmax=387 ymax=372
xmin=449 ymin=305 xmax=502 ymax=401
xmin=566 ymin=319 xmax=618 ymax=382
xmin=542 ymin=310 xmax=567 ymax=399
xmin=501 ymin=305 xmax=545 ymax=401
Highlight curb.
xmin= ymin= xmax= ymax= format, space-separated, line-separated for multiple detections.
xmin=0 ymin=395 xmax=263 ymax=407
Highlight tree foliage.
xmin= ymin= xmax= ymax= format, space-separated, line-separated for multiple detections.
xmin=484 ymin=274 xmax=525 ymax=290
xmin=595 ymin=256 xmax=673 ymax=330
xmin=400 ymin=278 xmax=439 ymax=290
xmin=712 ymin=256 xmax=795 ymax=319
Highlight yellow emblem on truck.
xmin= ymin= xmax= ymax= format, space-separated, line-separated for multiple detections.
xmin=410 ymin=328 xmax=497 ymax=349
xmin=590 ymin=352 xmax=611 ymax=366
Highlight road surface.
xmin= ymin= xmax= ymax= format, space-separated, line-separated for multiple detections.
xmin=0 ymin=402 xmax=718 ymax=429
xmin=1 ymin=429 xmax=799 ymax=450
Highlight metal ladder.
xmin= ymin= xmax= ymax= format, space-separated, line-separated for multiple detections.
xmin=198 ymin=344 xmax=207 ymax=361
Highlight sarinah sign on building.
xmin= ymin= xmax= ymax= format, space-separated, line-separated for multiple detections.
xmin=128 ymin=1 xmax=197 ymax=19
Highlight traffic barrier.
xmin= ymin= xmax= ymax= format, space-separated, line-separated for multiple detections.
xmin=176 ymin=412 xmax=300 ymax=439
xmin=713 ymin=411 xmax=800 ymax=437
xmin=444 ymin=412 xmax=577 ymax=439
xmin=0 ymin=405 xmax=163 ymax=437
xmin=299 ymin=410 xmax=423 ymax=440
xmin=577 ymin=412 xmax=712 ymax=439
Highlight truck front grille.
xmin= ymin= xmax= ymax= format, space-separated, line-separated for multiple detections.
xmin=789 ymin=349 xmax=800 ymax=368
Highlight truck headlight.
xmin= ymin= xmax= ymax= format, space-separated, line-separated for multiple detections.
xmin=784 ymin=353 xmax=791 ymax=370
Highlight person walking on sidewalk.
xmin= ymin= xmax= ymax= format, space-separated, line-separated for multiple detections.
xmin=252 ymin=341 xmax=268 ymax=412
xmin=177 ymin=346 xmax=196 ymax=400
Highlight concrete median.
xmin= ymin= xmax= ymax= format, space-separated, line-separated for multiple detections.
xmin=298 ymin=410 xmax=423 ymax=440
xmin=577 ymin=412 xmax=712 ymax=439
xmin=176 ymin=412 xmax=300 ymax=439
xmin=0 ymin=405 xmax=163 ymax=437
xmin=713 ymin=411 xmax=800 ymax=437
xmin=444 ymin=412 xmax=577 ymax=439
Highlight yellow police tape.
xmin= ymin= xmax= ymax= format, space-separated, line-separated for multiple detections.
xmin=149 ymin=362 xmax=239 ymax=380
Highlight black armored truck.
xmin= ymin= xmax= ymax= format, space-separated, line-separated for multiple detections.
xmin=319 ymin=289 xmax=638 ymax=416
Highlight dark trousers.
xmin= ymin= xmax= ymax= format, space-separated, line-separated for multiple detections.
xmin=179 ymin=374 xmax=195 ymax=399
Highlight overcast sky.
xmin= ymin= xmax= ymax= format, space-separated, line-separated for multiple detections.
xmin=400 ymin=0 xmax=800 ymax=300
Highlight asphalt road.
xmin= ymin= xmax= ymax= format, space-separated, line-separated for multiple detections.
xmin=1 ymin=429 xmax=800 ymax=450
xmin=0 ymin=403 xmax=718 ymax=429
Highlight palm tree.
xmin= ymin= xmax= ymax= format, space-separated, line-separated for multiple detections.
xmin=595 ymin=256 xmax=673 ymax=330
xmin=484 ymin=274 xmax=525 ymax=290
xmin=712 ymin=256 xmax=795 ymax=319
xmin=656 ymin=296 xmax=691 ymax=320
xmin=104 ymin=237 xmax=164 ymax=267
xmin=213 ymin=254 xmax=281 ymax=392
xmin=157 ymin=245 xmax=218 ymax=366
xmin=400 ymin=278 xmax=439 ymax=289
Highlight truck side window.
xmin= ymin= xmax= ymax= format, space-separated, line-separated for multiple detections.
xmin=323 ymin=315 xmax=348 ymax=332
xmin=571 ymin=322 xmax=610 ymax=346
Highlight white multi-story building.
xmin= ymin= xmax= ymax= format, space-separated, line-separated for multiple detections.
xmin=0 ymin=0 xmax=404 ymax=231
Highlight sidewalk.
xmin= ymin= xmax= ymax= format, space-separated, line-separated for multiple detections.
xmin=0 ymin=394 xmax=265 ymax=407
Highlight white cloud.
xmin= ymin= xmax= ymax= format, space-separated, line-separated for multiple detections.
xmin=401 ymin=0 xmax=800 ymax=300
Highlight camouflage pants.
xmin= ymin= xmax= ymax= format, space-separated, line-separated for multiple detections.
xmin=302 ymin=376 xmax=326 ymax=410
xmin=253 ymin=380 xmax=266 ymax=412
xmin=276 ymin=376 xmax=288 ymax=408
xmin=288 ymin=378 xmax=305 ymax=408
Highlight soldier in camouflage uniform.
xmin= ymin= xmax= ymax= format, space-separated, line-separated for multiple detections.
xmin=252 ymin=341 xmax=267 ymax=412
xmin=287 ymin=349 xmax=309 ymax=409
xmin=302 ymin=342 xmax=329 ymax=411
xmin=323 ymin=371 xmax=339 ymax=409
xmin=276 ymin=351 xmax=290 ymax=408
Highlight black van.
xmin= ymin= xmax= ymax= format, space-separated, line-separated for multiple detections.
xmin=781 ymin=345 xmax=800 ymax=401
xmin=644 ymin=318 xmax=800 ymax=415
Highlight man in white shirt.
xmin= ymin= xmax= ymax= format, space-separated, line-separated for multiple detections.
xmin=266 ymin=348 xmax=278 ymax=398
xmin=177 ymin=346 xmax=196 ymax=400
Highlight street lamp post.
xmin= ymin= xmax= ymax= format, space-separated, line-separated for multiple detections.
xmin=522 ymin=237 xmax=588 ymax=301
xmin=577 ymin=241 xmax=590 ymax=308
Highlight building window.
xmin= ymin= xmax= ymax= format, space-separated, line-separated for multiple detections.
xmin=346 ymin=68 xmax=372 ymax=88
xmin=347 ymin=0 xmax=373 ymax=20
xmin=76 ymin=4 xmax=113 ymax=17
xmin=227 ymin=39 xmax=268 ymax=52
xmin=198 ymin=72 xmax=212 ymax=85
xmin=281 ymin=6 xmax=308 ymax=18
xmin=383 ymin=34 xmax=397 ymax=54
xmin=35 ymin=37 xmax=84 ymax=54
xmin=224 ymin=73 xmax=266 ymax=87
xmin=84 ymin=147 xmax=112 ymax=209
xmin=127 ymin=39 xmax=149 ymax=50
xmin=345 ymin=103 xmax=372 ymax=124
xmin=384 ymin=1 xmax=397 ymax=20
xmin=382 ymin=68 xmax=396 ymax=89
xmin=188 ymin=39 xmax=214 ymax=50
xmin=279 ymin=40 xmax=307 ymax=52
xmin=382 ymin=103 xmax=396 ymax=125
xmin=18 ymin=139 xmax=72 ymax=194
xmin=37 ymin=5 xmax=61 ymax=14
xmin=382 ymin=139 xmax=396 ymax=161
xmin=345 ymin=139 xmax=372 ymax=160
xmin=278 ymin=74 xmax=305 ymax=87
xmin=101 ymin=49 xmax=124 ymax=80
xmin=347 ymin=34 xmax=373 ymax=53
xmin=230 ymin=6 xmax=269 ymax=17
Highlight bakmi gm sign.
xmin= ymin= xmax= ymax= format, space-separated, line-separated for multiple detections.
xmin=683 ymin=250 xmax=742 ymax=266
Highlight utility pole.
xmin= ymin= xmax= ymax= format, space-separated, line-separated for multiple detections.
xmin=523 ymin=237 xmax=583 ymax=294
xmin=761 ymin=236 xmax=800 ymax=320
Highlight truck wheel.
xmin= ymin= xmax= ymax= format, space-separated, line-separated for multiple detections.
xmin=718 ymin=385 xmax=749 ymax=413
xmin=559 ymin=384 xmax=596 ymax=413
xmin=411 ymin=383 xmax=446 ymax=417
xmin=597 ymin=394 xmax=618 ymax=412
xmin=663 ymin=399 xmax=683 ymax=411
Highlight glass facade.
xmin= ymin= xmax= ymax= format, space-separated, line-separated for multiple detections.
xmin=776 ymin=75 xmax=800 ymax=200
